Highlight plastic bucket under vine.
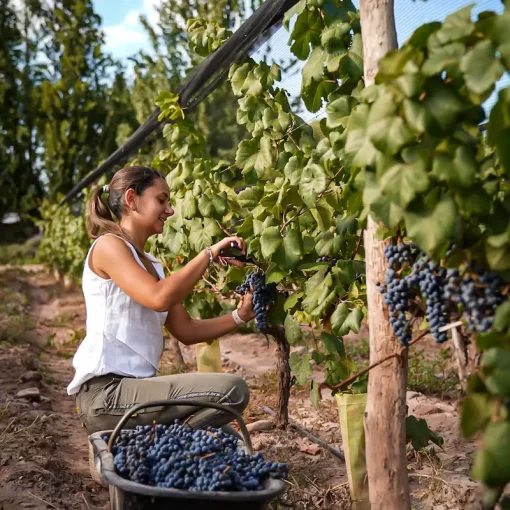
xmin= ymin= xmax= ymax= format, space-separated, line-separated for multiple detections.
xmin=196 ymin=339 xmax=223 ymax=373
xmin=88 ymin=399 xmax=286 ymax=510
xmin=336 ymin=393 xmax=369 ymax=506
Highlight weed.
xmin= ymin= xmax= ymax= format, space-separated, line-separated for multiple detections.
xmin=55 ymin=351 xmax=74 ymax=359
xmin=408 ymin=348 xmax=460 ymax=397
xmin=66 ymin=328 xmax=85 ymax=346
xmin=0 ymin=285 xmax=32 ymax=343
xmin=51 ymin=312 xmax=78 ymax=328
xmin=346 ymin=337 xmax=370 ymax=362
xmin=0 ymin=239 xmax=39 ymax=265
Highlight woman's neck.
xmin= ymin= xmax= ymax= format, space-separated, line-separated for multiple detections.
xmin=119 ymin=220 xmax=149 ymax=254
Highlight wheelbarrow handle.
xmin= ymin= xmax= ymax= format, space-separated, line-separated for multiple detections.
xmin=107 ymin=399 xmax=253 ymax=454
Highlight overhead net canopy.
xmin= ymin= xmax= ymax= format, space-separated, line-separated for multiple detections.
xmin=61 ymin=0 xmax=301 ymax=204
xmin=62 ymin=0 xmax=504 ymax=204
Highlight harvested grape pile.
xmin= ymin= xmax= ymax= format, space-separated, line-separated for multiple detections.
xmin=236 ymin=271 xmax=277 ymax=332
xmin=105 ymin=422 xmax=288 ymax=491
xmin=379 ymin=243 xmax=507 ymax=346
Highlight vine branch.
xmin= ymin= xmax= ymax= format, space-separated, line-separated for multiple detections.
xmin=216 ymin=220 xmax=233 ymax=237
xmin=318 ymin=329 xmax=430 ymax=398
xmin=351 ymin=229 xmax=364 ymax=260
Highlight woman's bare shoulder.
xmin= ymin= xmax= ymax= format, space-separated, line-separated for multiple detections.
xmin=93 ymin=235 xmax=134 ymax=262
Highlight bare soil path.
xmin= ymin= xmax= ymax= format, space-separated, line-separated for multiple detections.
xmin=0 ymin=265 xmax=484 ymax=509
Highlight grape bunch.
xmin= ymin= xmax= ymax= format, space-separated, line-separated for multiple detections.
xmin=379 ymin=242 xmax=508 ymax=345
xmin=104 ymin=421 xmax=288 ymax=491
xmin=377 ymin=244 xmax=417 ymax=346
xmin=316 ymin=256 xmax=337 ymax=264
xmin=444 ymin=266 xmax=505 ymax=333
xmin=236 ymin=271 xmax=277 ymax=332
xmin=412 ymin=255 xmax=449 ymax=343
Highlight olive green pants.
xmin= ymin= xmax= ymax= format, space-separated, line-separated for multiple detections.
xmin=75 ymin=373 xmax=250 ymax=435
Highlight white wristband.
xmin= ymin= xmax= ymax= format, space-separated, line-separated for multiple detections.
xmin=205 ymin=247 xmax=214 ymax=267
xmin=232 ymin=309 xmax=246 ymax=326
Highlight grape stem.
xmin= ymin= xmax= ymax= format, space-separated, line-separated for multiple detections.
xmin=201 ymin=275 xmax=222 ymax=294
xmin=318 ymin=329 xmax=430 ymax=398
xmin=215 ymin=220 xmax=233 ymax=237
xmin=351 ymin=230 xmax=364 ymax=260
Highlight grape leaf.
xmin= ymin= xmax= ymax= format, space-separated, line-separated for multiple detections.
xmin=260 ymin=226 xmax=282 ymax=259
xmin=461 ymin=40 xmax=504 ymax=96
xmin=289 ymin=352 xmax=312 ymax=386
xmin=404 ymin=197 xmax=458 ymax=256
xmin=284 ymin=313 xmax=303 ymax=345
xmin=299 ymin=163 xmax=327 ymax=208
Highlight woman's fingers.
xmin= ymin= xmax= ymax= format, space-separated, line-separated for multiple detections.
xmin=228 ymin=236 xmax=246 ymax=254
xmin=227 ymin=258 xmax=245 ymax=268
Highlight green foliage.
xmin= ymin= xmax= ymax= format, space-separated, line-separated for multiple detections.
xmin=0 ymin=271 xmax=32 ymax=343
xmin=0 ymin=0 xmax=44 ymax=219
xmin=406 ymin=414 xmax=444 ymax=451
xmin=0 ymin=238 xmax=39 ymax=265
xmin=186 ymin=18 xmax=232 ymax=57
xmin=148 ymin=1 xmax=368 ymax=405
xmin=343 ymin=5 xmax=510 ymax=269
xmin=36 ymin=195 xmax=91 ymax=282
xmin=130 ymin=1 xmax=248 ymax=163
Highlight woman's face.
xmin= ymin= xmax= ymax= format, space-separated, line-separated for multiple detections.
xmin=130 ymin=177 xmax=174 ymax=235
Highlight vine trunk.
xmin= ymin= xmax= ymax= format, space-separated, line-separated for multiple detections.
xmin=273 ymin=328 xmax=290 ymax=429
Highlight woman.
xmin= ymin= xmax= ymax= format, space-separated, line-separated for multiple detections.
xmin=68 ymin=166 xmax=254 ymax=460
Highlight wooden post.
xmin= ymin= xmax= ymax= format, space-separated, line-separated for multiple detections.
xmin=451 ymin=327 xmax=468 ymax=391
xmin=359 ymin=1 xmax=411 ymax=509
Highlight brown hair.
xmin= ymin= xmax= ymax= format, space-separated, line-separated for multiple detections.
xmin=86 ymin=166 xmax=165 ymax=258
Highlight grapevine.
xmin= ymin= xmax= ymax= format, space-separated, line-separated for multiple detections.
xmin=106 ymin=421 xmax=288 ymax=491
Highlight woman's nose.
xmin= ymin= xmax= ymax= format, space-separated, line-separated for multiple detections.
xmin=167 ymin=206 xmax=174 ymax=216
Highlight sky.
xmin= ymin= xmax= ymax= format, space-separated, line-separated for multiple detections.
xmin=93 ymin=0 xmax=505 ymax=60
xmin=93 ymin=0 xmax=163 ymax=60
xmin=92 ymin=0 xmax=508 ymax=120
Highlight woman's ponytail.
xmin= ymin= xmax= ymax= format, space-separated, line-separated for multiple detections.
xmin=86 ymin=186 xmax=123 ymax=239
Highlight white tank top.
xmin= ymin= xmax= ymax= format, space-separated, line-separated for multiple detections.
xmin=67 ymin=234 xmax=168 ymax=395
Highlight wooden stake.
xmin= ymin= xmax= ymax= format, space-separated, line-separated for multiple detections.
xmin=451 ymin=327 xmax=468 ymax=391
xmin=359 ymin=1 xmax=410 ymax=508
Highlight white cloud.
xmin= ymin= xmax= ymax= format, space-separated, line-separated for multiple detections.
xmin=103 ymin=0 xmax=163 ymax=55
xmin=104 ymin=24 xmax=146 ymax=50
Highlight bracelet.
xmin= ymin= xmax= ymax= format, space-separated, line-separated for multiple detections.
xmin=232 ymin=309 xmax=246 ymax=326
xmin=205 ymin=247 xmax=214 ymax=267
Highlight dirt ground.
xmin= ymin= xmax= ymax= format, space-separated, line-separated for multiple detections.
xmin=0 ymin=265 xmax=487 ymax=509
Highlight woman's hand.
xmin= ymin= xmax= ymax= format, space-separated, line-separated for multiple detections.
xmin=237 ymin=291 xmax=256 ymax=323
xmin=211 ymin=236 xmax=246 ymax=268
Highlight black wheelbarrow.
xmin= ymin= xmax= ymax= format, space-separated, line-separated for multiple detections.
xmin=88 ymin=399 xmax=286 ymax=510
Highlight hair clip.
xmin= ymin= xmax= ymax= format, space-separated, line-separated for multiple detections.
xmin=102 ymin=185 xmax=109 ymax=193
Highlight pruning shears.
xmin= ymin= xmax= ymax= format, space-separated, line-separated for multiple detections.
xmin=219 ymin=242 xmax=262 ymax=268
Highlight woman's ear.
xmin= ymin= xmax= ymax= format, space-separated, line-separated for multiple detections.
xmin=124 ymin=188 xmax=137 ymax=212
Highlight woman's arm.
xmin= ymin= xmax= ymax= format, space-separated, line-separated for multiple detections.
xmin=164 ymin=303 xmax=250 ymax=345
xmin=91 ymin=235 xmax=245 ymax=312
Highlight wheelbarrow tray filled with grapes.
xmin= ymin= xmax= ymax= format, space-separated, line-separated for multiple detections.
xmin=88 ymin=399 xmax=287 ymax=510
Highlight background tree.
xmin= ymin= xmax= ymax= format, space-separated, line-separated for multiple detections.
xmin=129 ymin=0 xmax=253 ymax=163
xmin=0 ymin=0 xmax=44 ymax=221
xmin=39 ymin=0 xmax=136 ymax=199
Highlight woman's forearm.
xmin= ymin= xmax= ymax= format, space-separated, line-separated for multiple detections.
xmin=154 ymin=250 xmax=211 ymax=310
xmin=179 ymin=313 xmax=240 ymax=345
